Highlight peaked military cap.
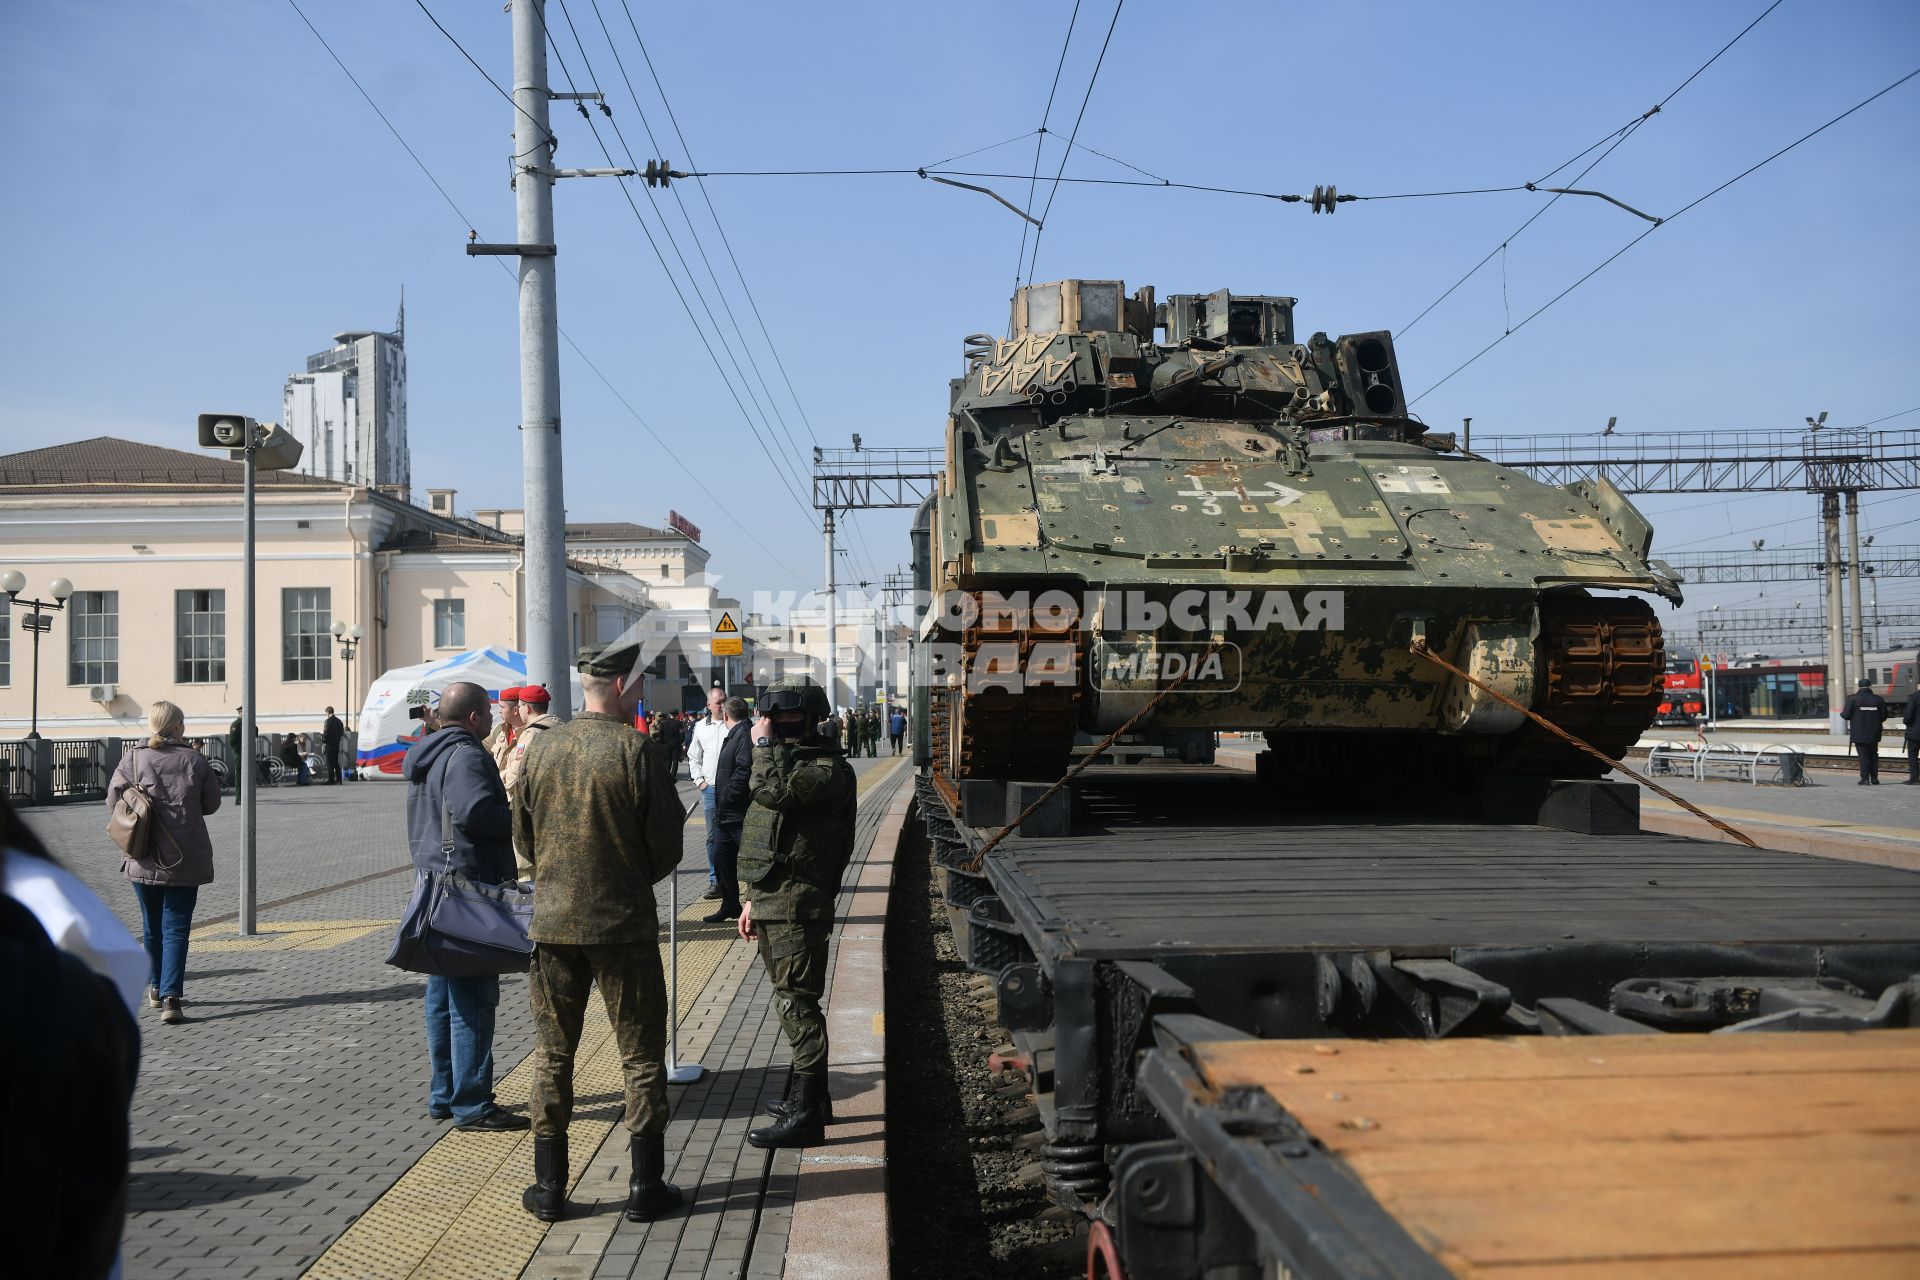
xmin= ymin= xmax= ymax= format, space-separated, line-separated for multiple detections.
xmin=577 ymin=638 xmax=644 ymax=677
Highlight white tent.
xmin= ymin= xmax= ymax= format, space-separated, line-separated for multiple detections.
xmin=353 ymin=646 xmax=581 ymax=779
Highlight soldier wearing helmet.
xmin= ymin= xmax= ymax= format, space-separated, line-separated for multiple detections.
xmin=736 ymin=675 xmax=857 ymax=1148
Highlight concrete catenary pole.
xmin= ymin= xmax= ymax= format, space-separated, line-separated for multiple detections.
xmin=512 ymin=0 xmax=572 ymax=717
xmin=1845 ymin=490 xmax=1867 ymax=685
xmin=823 ymin=509 xmax=837 ymax=710
xmin=240 ymin=434 xmax=258 ymax=936
xmin=1822 ymin=491 xmax=1847 ymax=735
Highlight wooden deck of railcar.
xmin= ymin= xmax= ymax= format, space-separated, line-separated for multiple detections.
xmin=1179 ymin=1030 xmax=1920 ymax=1278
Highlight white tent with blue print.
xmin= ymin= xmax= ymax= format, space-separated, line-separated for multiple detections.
xmin=353 ymin=646 xmax=582 ymax=779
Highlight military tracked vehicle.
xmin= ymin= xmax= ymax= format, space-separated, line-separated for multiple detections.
xmin=913 ymin=279 xmax=1682 ymax=786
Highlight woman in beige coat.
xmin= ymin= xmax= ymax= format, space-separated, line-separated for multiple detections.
xmin=105 ymin=700 xmax=221 ymax=1023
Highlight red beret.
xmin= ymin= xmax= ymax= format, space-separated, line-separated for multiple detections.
xmin=499 ymin=686 xmax=523 ymax=702
xmin=519 ymin=685 xmax=552 ymax=706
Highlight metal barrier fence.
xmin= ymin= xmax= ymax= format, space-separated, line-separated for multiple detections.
xmin=49 ymin=738 xmax=110 ymax=799
xmin=0 ymin=741 xmax=32 ymax=803
xmin=1646 ymin=740 xmax=1807 ymax=786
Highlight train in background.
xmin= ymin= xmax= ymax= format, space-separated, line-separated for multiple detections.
xmin=1667 ymin=646 xmax=1917 ymax=722
xmin=1655 ymin=671 xmax=1706 ymax=726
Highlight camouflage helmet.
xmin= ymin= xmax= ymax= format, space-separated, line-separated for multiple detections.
xmin=760 ymin=675 xmax=831 ymax=723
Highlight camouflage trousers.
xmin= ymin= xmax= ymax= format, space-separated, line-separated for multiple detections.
xmin=528 ymin=941 xmax=667 ymax=1137
xmin=756 ymin=919 xmax=832 ymax=1074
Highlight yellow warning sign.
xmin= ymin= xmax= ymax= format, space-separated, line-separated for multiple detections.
xmin=715 ymin=611 xmax=739 ymax=633
xmin=712 ymin=610 xmax=742 ymax=656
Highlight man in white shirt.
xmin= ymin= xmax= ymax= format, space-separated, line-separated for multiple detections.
xmin=685 ymin=687 xmax=730 ymax=900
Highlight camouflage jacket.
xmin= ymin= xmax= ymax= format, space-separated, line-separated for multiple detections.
xmin=739 ymin=741 xmax=857 ymax=921
xmin=515 ymin=712 xmax=685 ymax=945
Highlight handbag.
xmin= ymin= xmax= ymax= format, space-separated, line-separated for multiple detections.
xmin=386 ymin=750 xmax=534 ymax=977
xmin=107 ymin=746 xmax=186 ymax=872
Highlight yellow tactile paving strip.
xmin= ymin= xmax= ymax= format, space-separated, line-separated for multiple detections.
xmin=1640 ymin=794 xmax=1920 ymax=845
xmin=309 ymin=755 xmax=906 ymax=1280
xmin=190 ymin=919 xmax=396 ymax=952
xmin=306 ymin=902 xmax=736 ymax=1280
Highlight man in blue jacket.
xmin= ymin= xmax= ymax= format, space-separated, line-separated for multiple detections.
xmin=403 ymin=680 xmax=530 ymax=1132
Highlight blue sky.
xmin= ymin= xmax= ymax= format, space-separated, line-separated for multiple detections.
xmin=3 ymin=0 xmax=1916 ymax=644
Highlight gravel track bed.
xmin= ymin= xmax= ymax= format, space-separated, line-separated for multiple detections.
xmin=887 ymin=812 xmax=1081 ymax=1278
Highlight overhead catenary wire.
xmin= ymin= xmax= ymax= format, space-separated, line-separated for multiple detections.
xmin=533 ymin=1 xmax=818 ymax=525
xmin=1015 ymin=0 xmax=1083 ymax=290
xmin=573 ymin=0 xmax=813 ymax=470
xmin=923 ymin=126 xmax=1044 ymax=174
xmin=1409 ymin=65 xmax=1920 ymax=406
xmin=691 ymin=164 xmax=1528 ymax=205
xmin=1025 ymin=0 xmax=1125 ymax=285
xmin=1846 ymin=405 xmax=1920 ymax=431
xmin=285 ymin=0 xmax=478 ymax=235
xmin=1398 ymin=0 xmax=1785 ymax=337
xmin=297 ymin=0 xmax=813 ymax=583
xmin=411 ymin=0 xmax=554 ymax=145
xmin=616 ymin=0 xmax=823 ymax=451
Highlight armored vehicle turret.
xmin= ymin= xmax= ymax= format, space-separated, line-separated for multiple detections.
xmin=913 ymin=279 xmax=1680 ymax=788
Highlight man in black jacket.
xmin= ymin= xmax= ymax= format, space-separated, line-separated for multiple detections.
xmin=402 ymin=681 xmax=529 ymax=1132
xmin=1904 ymin=686 xmax=1920 ymax=785
xmin=1840 ymin=677 xmax=1890 ymax=785
xmin=322 ymin=707 xmax=346 ymax=784
xmin=703 ymin=697 xmax=753 ymax=923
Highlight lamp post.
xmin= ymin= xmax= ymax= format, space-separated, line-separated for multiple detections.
xmin=330 ymin=621 xmax=363 ymax=730
xmin=2 ymin=571 xmax=75 ymax=739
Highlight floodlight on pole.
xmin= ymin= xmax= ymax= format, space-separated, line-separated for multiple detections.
xmin=332 ymin=620 xmax=364 ymax=736
xmin=197 ymin=413 xmax=303 ymax=935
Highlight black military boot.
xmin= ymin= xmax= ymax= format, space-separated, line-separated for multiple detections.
xmin=748 ymin=1072 xmax=826 ymax=1149
xmin=521 ymin=1135 xmax=568 ymax=1222
xmin=625 ymin=1133 xmax=682 ymax=1222
xmin=765 ymin=1072 xmax=836 ymax=1125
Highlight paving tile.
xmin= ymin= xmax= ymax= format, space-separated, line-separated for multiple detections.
xmin=12 ymin=757 xmax=910 ymax=1280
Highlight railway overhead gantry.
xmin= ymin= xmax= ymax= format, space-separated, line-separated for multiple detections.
xmin=810 ymin=445 xmax=940 ymax=708
xmin=1479 ymin=426 xmax=1920 ymax=722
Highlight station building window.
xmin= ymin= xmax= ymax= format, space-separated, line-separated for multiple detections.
xmin=68 ymin=591 xmax=118 ymax=685
xmin=434 ymin=598 xmax=466 ymax=649
xmin=0 ymin=612 xmax=9 ymax=686
xmin=175 ymin=589 xmax=226 ymax=683
xmin=282 ymin=588 xmax=332 ymax=682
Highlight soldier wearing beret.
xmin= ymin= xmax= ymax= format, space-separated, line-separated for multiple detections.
xmin=487 ymin=686 xmax=522 ymax=775
xmin=517 ymin=641 xmax=688 ymax=1223
xmin=501 ymin=684 xmax=559 ymax=880
xmin=737 ymin=676 xmax=858 ymax=1148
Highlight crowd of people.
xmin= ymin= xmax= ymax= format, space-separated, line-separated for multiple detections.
xmin=222 ymin=705 xmax=355 ymax=788
xmin=1 ymin=666 xmax=887 ymax=1272
xmin=828 ymin=705 xmax=908 ymax=758
xmin=400 ymin=654 xmax=862 ymax=1222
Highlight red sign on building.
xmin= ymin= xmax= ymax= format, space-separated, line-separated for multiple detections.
xmin=666 ymin=510 xmax=702 ymax=544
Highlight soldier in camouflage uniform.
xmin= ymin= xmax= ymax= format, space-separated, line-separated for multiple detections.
xmin=516 ymin=641 xmax=688 ymax=1224
xmin=737 ymin=676 xmax=858 ymax=1149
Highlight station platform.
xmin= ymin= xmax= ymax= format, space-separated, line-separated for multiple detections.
xmin=28 ymin=748 xmax=914 ymax=1280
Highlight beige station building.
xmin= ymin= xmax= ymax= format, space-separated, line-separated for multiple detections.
xmin=0 ymin=437 xmax=746 ymax=742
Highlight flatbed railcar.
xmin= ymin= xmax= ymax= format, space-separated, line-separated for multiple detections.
xmin=911 ymin=765 xmax=1920 ymax=1279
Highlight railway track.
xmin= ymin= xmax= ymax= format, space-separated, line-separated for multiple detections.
xmin=906 ymin=760 xmax=1920 ymax=1279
